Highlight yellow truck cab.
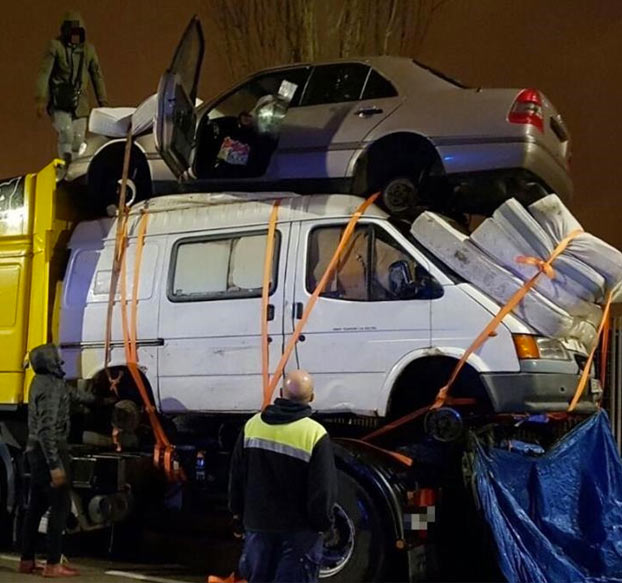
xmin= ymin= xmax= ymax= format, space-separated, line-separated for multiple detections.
xmin=0 ymin=161 xmax=75 ymax=408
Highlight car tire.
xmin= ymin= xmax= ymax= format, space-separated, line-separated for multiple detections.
xmin=381 ymin=176 xmax=422 ymax=216
xmin=320 ymin=470 xmax=387 ymax=582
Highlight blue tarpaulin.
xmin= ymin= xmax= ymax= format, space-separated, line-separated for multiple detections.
xmin=474 ymin=411 xmax=622 ymax=582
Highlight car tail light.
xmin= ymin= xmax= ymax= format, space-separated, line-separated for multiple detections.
xmin=508 ymin=88 xmax=544 ymax=132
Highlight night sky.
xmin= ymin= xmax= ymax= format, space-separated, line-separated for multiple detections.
xmin=1 ymin=1 xmax=621 ymax=248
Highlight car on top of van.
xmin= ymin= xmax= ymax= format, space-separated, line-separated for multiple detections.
xmin=68 ymin=17 xmax=572 ymax=220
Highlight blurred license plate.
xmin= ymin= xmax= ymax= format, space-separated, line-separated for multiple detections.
xmin=590 ymin=378 xmax=602 ymax=394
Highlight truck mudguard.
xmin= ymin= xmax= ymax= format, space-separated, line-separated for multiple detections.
xmin=333 ymin=440 xmax=405 ymax=543
xmin=473 ymin=411 xmax=622 ymax=582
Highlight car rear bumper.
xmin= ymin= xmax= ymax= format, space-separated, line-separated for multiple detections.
xmin=435 ymin=138 xmax=573 ymax=200
xmin=480 ymin=372 xmax=599 ymax=414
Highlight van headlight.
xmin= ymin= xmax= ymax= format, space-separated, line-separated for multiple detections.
xmin=513 ymin=334 xmax=570 ymax=360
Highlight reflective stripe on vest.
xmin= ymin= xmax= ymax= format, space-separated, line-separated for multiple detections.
xmin=243 ymin=414 xmax=326 ymax=463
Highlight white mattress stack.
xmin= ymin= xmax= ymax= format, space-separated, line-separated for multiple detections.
xmin=411 ymin=195 xmax=622 ymax=350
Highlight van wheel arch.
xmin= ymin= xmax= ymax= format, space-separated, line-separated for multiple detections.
xmin=387 ymin=355 xmax=492 ymax=419
xmin=351 ymin=132 xmax=446 ymax=217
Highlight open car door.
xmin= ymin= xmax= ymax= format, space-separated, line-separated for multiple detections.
xmin=155 ymin=16 xmax=205 ymax=179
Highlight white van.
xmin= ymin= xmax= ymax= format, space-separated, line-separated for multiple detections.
xmin=59 ymin=193 xmax=598 ymax=417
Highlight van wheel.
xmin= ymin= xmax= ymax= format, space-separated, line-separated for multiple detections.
xmin=320 ymin=470 xmax=387 ymax=582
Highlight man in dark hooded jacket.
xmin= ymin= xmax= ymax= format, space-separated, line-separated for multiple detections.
xmin=19 ymin=343 xmax=100 ymax=577
xmin=35 ymin=11 xmax=108 ymax=166
xmin=229 ymin=370 xmax=337 ymax=583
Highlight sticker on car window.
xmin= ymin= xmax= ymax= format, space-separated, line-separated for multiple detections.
xmin=217 ymin=136 xmax=250 ymax=166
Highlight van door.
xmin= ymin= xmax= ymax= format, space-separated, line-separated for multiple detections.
xmin=291 ymin=219 xmax=435 ymax=414
xmin=157 ymin=224 xmax=289 ymax=413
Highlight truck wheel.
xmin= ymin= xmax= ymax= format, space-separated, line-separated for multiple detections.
xmin=320 ymin=470 xmax=387 ymax=582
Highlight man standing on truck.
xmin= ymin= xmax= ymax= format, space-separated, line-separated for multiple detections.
xmin=35 ymin=11 xmax=108 ymax=168
xmin=18 ymin=343 xmax=104 ymax=578
xmin=229 ymin=370 xmax=337 ymax=583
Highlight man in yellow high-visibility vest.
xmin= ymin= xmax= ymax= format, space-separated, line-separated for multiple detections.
xmin=229 ymin=370 xmax=337 ymax=583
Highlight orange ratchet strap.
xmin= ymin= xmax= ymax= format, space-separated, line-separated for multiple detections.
xmin=119 ymin=211 xmax=183 ymax=481
xmin=261 ymin=193 xmax=380 ymax=409
xmin=568 ymin=289 xmax=614 ymax=412
xmin=364 ymin=228 xmax=583 ymax=442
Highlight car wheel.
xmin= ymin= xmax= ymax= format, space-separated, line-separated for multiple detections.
xmin=320 ymin=470 xmax=387 ymax=582
xmin=381 ymin=176 xmax=421 ymax=216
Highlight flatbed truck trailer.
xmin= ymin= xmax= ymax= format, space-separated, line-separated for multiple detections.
xmin=0 ymin=161 xmax=600 ymax=582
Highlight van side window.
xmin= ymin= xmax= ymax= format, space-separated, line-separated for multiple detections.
xmin=306 ymin=224 xmax=442 ymax=301
xmin=169 ymin=231 xmax=280 ymax=301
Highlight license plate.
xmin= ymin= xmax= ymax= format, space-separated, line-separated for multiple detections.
xmin=590 ymin=378 xmax=602 ymax=394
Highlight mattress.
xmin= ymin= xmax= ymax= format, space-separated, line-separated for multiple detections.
xmin=411 ymin=212 xmax=596 ymax=347
xmin=470 ymin=217 xmax=602 ymax=325
xmin=529 ymin=195 xmax=622 ymax=290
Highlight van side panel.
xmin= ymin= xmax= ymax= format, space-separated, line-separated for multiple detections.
xmin=60 ymin=232 xmax=162 ymax=396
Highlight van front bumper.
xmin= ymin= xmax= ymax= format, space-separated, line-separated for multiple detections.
xmin=479 ymin=372 xmax=600 ymax=414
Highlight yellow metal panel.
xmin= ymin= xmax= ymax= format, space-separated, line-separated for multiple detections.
xmin=0 ymin=172 xmax=34 ymax=405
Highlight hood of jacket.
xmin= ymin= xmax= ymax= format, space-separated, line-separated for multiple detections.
xmin=60 ymin=10 xmax=86 ymax=44
xmin=29 ymin=343 xmax=65 ymax=378
xmin=261 ymin=397 xmax=313 ymax=425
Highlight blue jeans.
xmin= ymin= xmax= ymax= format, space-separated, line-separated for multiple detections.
xmin=239 ymin=530 xmax=324 ymax=583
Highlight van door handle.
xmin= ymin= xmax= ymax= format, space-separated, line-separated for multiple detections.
xmin=293 ymin=302 xmax=304 ymax=319
xmin=355 ymin=106 xmax=383 ymax=117
xmin=267 ymin=304 xmax=275 ymax=321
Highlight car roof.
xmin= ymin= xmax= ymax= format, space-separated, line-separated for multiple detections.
xmin=69 ymin=193 xmax=389 ymax=246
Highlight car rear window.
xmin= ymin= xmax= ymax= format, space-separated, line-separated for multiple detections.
xmin=301 ymin=63 xmax=369 ymax=106
xmin=362 ymin=69 xmax=398 ymax=100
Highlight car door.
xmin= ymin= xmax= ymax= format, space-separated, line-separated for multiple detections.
xmin=272 ymin=64 xmax=404 ymax=180
xmin=193 ymin=67 xmax=312 ymax=180
xmin=157 ymin=224 xmax=289 ymax=413
xmin=290 ymin=219 xmax=435 ymax=415
xmin=154 ymin=16 xmax=205 ymax=179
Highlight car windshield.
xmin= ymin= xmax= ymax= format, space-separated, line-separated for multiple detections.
xmin=412 ymin=59 xmax=468 ymax=89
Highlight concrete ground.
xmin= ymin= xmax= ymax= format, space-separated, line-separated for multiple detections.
xmin=0 ymin=553 xmax=212 ymax=582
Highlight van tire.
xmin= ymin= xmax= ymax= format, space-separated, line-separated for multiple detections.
xmin=320 ymin=470 xmax=387 ymax=582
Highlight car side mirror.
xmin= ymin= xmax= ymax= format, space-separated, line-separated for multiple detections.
xmin=389 ymin=261 xmax=444 ymax=300
xmin=389 ymin=260 xmax=413 ymax=296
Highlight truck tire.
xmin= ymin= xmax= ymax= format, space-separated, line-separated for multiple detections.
xmin=320 ymin=470 xmax=387 ymax=582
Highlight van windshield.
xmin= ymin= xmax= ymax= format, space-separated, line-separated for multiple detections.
xmin=389 ymin=217 xmax=465 ymax=284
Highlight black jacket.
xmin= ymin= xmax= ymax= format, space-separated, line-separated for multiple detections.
xmin=26 ymin=344 xmax=96 ymax=471
xmin=229 ymin=398 xmax=337 ymax=533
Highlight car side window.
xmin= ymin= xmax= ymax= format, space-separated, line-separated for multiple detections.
xmin=207 ymin=67 xmax=311 ymax=120
xmin=306 ymin=224 xmax=442 ymax=301
xmin=169 ymin=231 xmax=280 ymax=301
xmin=362 ymin=69 xmax=398 ymax=100
xmin=301 ymin=63 xmax=370 ymax=106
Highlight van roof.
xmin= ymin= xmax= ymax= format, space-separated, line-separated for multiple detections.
xmin=69 ymin=193 xmax=388 ymax=246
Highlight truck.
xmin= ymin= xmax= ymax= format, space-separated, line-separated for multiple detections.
xmin=0 ymin=157 xmax=601 ymax=581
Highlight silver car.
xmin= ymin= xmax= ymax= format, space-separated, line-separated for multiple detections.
xmin=68 ymin=17 xmax=572 ymax=217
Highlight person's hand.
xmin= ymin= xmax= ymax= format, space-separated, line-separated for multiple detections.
xmin=50 ymin=468 xmax=67 ymax=488
xmin=232 ymin=514 xmax=244 ymax=539
xmin=36 ymin=103 xmax=46 ymax=118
